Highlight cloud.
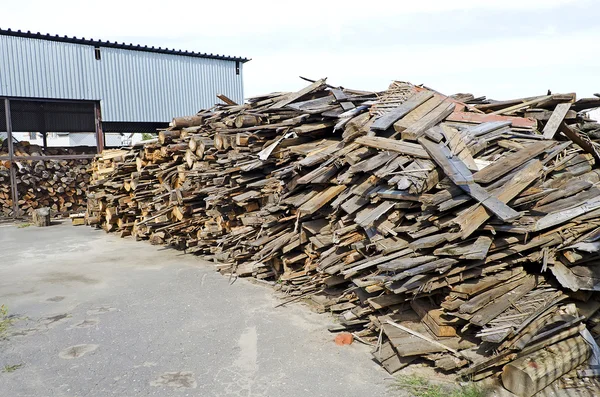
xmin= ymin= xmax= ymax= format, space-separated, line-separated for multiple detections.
xmin=2 ymin=0 xmax=599 ymax=101
xmin=242 ymin=25 xmax=600 ymax=98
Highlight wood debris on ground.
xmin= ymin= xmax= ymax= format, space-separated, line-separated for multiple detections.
xmin=0 ymin=142 xmax=91 ymax=217
xmin=85 ymin=79 xmax=600 ymax=396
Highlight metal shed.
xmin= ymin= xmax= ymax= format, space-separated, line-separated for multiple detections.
xmin=0 ymin=28 xmax=249 ymax=134
xmin=0 ymin=28 xmax=249 ymax=218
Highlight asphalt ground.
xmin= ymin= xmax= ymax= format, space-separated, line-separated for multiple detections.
xmin=0 ymin=221 xmax=390 ymax=397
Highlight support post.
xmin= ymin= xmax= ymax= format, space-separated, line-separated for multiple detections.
xmin=94 ymin=102 xmax=104 ymax=154
xmin=4 ymin=98 xmax=19 ymax=218
xmin=40 ymin=103 xmax=48 ymax=150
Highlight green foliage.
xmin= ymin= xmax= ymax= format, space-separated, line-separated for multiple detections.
xmin=392 ymin=375 xmax=486 ymax=397
xmin=0 ymin=305 xmax=13 ymax=338
xmin=141 ymin=133 xmax=156 ymax=141
xmin=2 ymin=364 xmax=23 ymax=373
xmin=17 ymin=223 xmax=31 ymax=228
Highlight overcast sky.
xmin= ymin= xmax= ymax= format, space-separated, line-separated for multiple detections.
xmin=2 ymin=0 xmax=600 ymax=101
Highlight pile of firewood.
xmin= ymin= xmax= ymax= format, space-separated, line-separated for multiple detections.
xmin=0 ymin=142 xmax=91 ymax=217
xmin=86 ymin=79 xmax=600 ymax=396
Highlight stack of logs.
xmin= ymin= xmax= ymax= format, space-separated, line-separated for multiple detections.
xmin=86 ymin=79 xmax=600 ymax=396
xmin=0 ymin=142 xmax=91 ymax=217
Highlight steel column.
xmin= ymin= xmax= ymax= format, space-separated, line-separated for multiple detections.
xmin=4 ymin=98 xmax=19 ymax=218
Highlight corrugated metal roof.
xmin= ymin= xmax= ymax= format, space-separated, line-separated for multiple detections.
xmin=0 ymin=28 xmax=250 ymax=63
xmin=0 ymin=33 xmax=246 ymax=123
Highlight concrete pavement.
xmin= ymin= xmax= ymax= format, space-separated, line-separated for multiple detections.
xmin=0 ymin=221 xmax=390 ymax=397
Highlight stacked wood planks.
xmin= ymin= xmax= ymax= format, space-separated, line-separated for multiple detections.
xmin=86 ymin=80 xmax=600 ymax=395
xmin=0 ymin=142 xmax=91 ymax=217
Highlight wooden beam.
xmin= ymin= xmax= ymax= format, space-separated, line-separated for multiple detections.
xmin=472 ymin=141 xmax=553 ymax=184
xmin=371 ymin=91 xmax=434 ymax=131
xmin=401 ymin=101 xmax=455 ymax=140
xmin=419 ymin=137 xmax=521 ymax=222
xmin=355 ymin=136 xmax=430 ymax=159
xmin=216 ymin=94 xmax=238 ymax=105
xmin=542 ymin=102 xmax=571 ymax=139
xmin=502 ymin=336 xmax=590 ymax=397
xmin=445 ymin=111 xmax=537 ymax=129
xmin=490 ymin=95 xmax=552 ymax=115
xmin=271 ymin=79 xmax=327 ymax=109
xmin=455 ymin=161 xmax=542 ymax=238
xmin=298 ymin=185 xmax=346 ymax=215
xmin=558 ymin=121 xmax=600 ymax=164
xmin=393 ymin=95 xmax=444 ymax=133
xmin=418 ymin=138 xmax=473 ymax=185
xmin=535 ymin=196 xmax=600 ymax=231
xmin=385 ymin=320 xmax=467 ymax=359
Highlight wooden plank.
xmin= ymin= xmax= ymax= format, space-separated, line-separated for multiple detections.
xmin=542 ymin=102 xmax=572 ymax=139
xmin=331 ymin=89 xmax=355 ymax=111
xmin=340 ymin=194 xmax=370 ymax=215
xmin=454 ymin=160 xmax=543 ymax=238
xmin=372 ymin=341 xmax=415 ymax=373
xmin=472 ymin=141 xmax=553 ymax=184
xmin=474 ymin=95 xmax=541 ymax=111
xmin=411 ymin=299 xmax=461 ymax=337
xmin=535 ymin=187 xmax=600 ymax=213
xmin=418 ymin=137 xmax=473 ymax=185
xmin=368 ymin=294 xmax=405 ymax=310
xmin=441 ymin=124 xmax=477 ymax=171
xmin=378 ymin=255 xmax=438 ymax=272
xmin=419 ymin=137 xmax=520 ymax=222
xmin=393 ymin=95 xmax=444 ymax=133
xmin=445 ymin=111 xmax=537 ymax=129
xmin=376 ymin=189 xmax=420 ymax=201
xmin=349 ymin=151 xmax=399 ymax=174
xmin=355 ymin=136 xmax=430 ymax=159
xmin=408 ymin=233 xmax=453 ymax=250
xmin=391 ymin=258 xmax=457 ymax=281
xmin=535 ymin=195 xmax=600 ymax=231
xmin=374 ymin=155 xmax=411 ymax=178
xmin=354 ymin=201 xmax=395 ymax=228
xmin=401 ymin=101 xmax=456 ymax=140
xmin=371 ymin=91 xmax=434 ymax=131
xmin=384 ymin=320 xmax=471 ymax=358
xmin=470 ymin=275 xmax=538 ymax=326
xmin=292 ymin=121 xmax=335 ymax=135
xmin=458 ymin=184 xmax=521 ymax=222
xmin=424 ymin=126 xmax=444 ymax=142
xmin=558 ymin=122 xmax=600 ymax=164
xmin=298 ymin=185 xmax=346 ymax=215
xmin=464 ymin=121 xmax=511 ymax=137
xmin=216 ymin=94 xmax=238 ymax=105
xmin=341 ymin=248 xmax=413 ymax=276
xmin=271 ymin=79 xmax=327 ymax=109
xmin=459 ymin=275 xmax=529 ymax=314
xmin=433 ymin=236 xmax=492 ymax=260
xmin=490 ymin=95 xmax=552 ymax=115
xmin=451 ymin=268 xmax=524 ymax=297
xmin=525 ymin=108 xmax=577 ymax=121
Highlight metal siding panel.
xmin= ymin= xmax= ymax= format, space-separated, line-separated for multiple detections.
xmin=0 ymin=35 xmax=244 ymax=123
